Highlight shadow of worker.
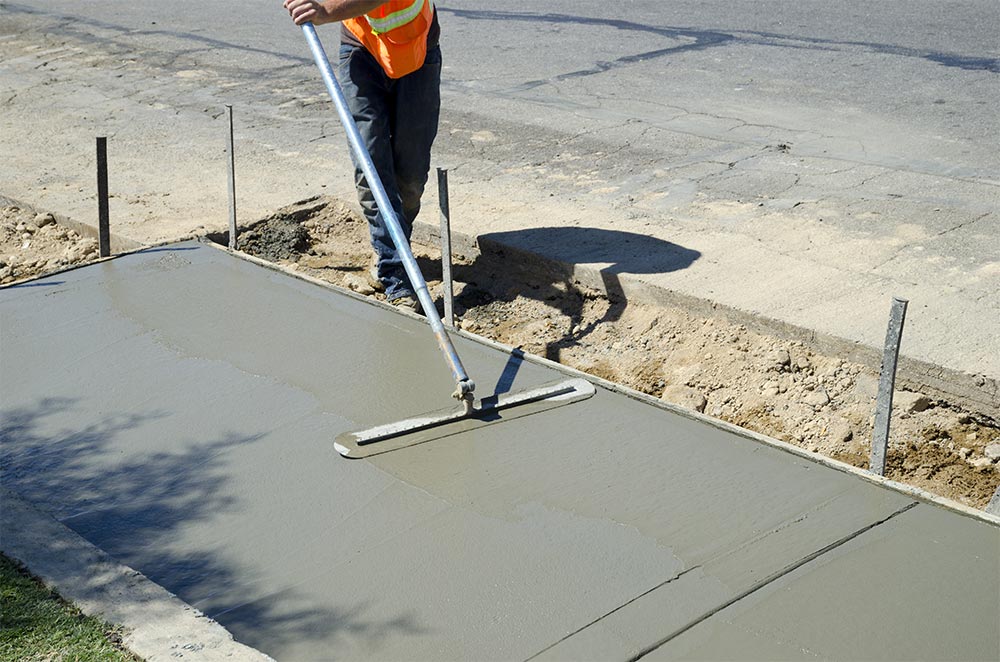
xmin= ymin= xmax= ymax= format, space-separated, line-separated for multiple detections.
xmin=469 ymin=226 xmax=701 ymax=361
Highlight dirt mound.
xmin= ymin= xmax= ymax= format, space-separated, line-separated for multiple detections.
xmin=236 ymin=217 xmax=312 ymax=263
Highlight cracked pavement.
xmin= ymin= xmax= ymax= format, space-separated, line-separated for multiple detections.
xmin=1 ymin=0 xmax=998 ymax=412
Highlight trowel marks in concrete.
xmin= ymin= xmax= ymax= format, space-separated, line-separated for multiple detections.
xmin=1 ymin=242 xmax=996 ymax=661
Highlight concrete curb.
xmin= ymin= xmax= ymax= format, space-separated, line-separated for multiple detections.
xmin=0 ymin=488 xmax=274 ymax=662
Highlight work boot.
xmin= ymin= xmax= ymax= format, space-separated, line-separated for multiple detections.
xmin=389 ymin=294 xmax=421 ymax=314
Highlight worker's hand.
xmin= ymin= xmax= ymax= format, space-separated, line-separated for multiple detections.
xmin=283 ymin=0 xmax=332 ymax=26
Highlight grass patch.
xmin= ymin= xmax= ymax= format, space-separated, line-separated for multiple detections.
xmin=0 ymin=553 xmax=137 ymax=661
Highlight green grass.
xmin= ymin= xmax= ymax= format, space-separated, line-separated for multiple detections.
xmin=0 ymin=553 xmax=137 ymax=661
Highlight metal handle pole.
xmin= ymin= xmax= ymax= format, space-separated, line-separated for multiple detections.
xmin=300 ymin=23 xmax=474 ymax=401
xmin=437 ymin=167 xmax=454 ymax=328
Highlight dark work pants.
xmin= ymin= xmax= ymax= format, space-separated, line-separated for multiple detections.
xmin=337 ymin=43 xmax=441 ymax=300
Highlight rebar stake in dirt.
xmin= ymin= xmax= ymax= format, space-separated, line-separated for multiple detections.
xmin=438 ymin=167 xmax=454 ymax=328
xmin=96 ymin=136 xmax=111 ymax=258
xmin=226 ymin=104 xmax=238 ymax=251
xmin=870 ymin=296 xmax=908 ymax=476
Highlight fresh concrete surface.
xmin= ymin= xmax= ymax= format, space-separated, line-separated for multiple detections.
xmin=1 ymin=1 xmax=997 ymax=414
xmin=1 ymin=488 xmax=275 ymax=662
xmin=2 ymin=243 xmax=997 ymax=660
xmin=645 ymin=504 xmax=1000 ymax=661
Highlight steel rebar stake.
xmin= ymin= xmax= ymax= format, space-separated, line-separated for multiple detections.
xmin=438 ymin=168 xmax=454 ymax=328
xmin=96 ymin=137 xmax=111 ymax=258
xmin=226 ymin=105 xmax=238 ymax=251
xmin=870 ymin=296 xmax=908 ymax=476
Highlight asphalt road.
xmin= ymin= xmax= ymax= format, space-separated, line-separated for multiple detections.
xmin=7 ymin=0 xmax=997 ymax=180
xmin=1 ymin=0 xmax=998 ymax=406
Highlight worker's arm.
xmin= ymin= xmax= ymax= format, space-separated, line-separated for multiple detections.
xmin=283 ymin=0 xmax=386 ymax=26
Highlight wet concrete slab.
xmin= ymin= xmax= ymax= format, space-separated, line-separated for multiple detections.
xmin=2 ymin=242 xmax=997 ymax=660
xmin=646 ymin=503 xmax=1000 ymax=661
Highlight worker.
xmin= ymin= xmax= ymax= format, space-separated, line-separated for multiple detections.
xmin=283 ymin=0 xmax=441 ymax=313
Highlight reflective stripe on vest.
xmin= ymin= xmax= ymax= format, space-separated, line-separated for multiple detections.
xmin=343 ymin=0 xmax=434 ymax=78
xmin=365 ymin=0 xmax=430 ymax=34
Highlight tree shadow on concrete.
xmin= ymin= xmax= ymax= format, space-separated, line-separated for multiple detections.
xmin=0 ymin=397 xmax=427 ymax=657
xmin=424 ymin=226 xmax=700 ymax=363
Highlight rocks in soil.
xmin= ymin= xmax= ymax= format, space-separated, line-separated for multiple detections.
xmin=895 ymin=390 xmax=932 ymax=413
xmin=970 ymin=457 xmax=995 ymax=470
xmin=802 ymin=388 xmax=831 ymax=408
xmin=62 ymin=238 xmax=98 ymax=262
xmin=985 ymin=442 xmax=1000 ymax=461
xmin=764 ymin=348 xmax=790 ymax=371
xmin=1 ymin=206 xmax=98 ymax=284
xmin=343 ymin=273 xmax=375 ymax=296
xmin=828 ymin=417 xmax=854 ymax=444
xmin=661 ymin=385 xmax=707 ymax=413
xmin=851 ymin=373 xmax=879 ymax=402
xmin=663 ymin=361 xmax=702 ymax=389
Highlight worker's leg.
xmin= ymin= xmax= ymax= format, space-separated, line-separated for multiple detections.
xmin=337 ymin=44 xmax=411 ymax=299
xmin=390 ymin=45 xmax=442 ymax=229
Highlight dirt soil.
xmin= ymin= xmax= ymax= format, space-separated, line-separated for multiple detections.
xmin=5 ymin=200 xmax=999 ymax=509
xmin=1 ymin=206 xmax=100 ymax=284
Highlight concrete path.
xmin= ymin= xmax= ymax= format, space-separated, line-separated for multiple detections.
xmin=1 ymin=487 xmax=275 ymax=661
xmin=2 ymin=244 xmax=997 ymax=660
xmin=1 ymin=1 xmax=997 ymax=415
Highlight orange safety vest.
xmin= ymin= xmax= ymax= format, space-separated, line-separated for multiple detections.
xmin=343 ymin=0 xmax=434 ymax=79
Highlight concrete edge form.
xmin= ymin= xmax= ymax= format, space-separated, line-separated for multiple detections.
xmin=411 ymin=221 xmax=1000 ymax=421
xmin=0 ymin=488 xmax=275 ymax=662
